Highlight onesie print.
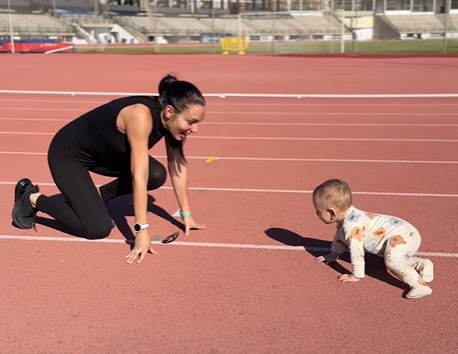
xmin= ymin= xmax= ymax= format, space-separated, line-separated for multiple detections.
xmin=350 ymin=227 xmax=363 ymax=242
xmin=366 ymin=244 xmax=378 ymax=253
xmin=347 ymin=210 xmax=361 ymax=223
xmin=365 ymin=212 xmax=378 ymax=219
xmin=373 ymin=228 xmax=385 ymax=238
xmin=389 ymin=236 xmax=407 ymax=248
xmin=389 ymin=218 xmax=404 ymax=227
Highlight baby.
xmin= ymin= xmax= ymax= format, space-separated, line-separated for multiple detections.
xmin=312 ymin=178 xmax=433 ymax=299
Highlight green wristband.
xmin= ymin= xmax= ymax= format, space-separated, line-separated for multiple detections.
xmin=180 ymin=210 xmax=191 ymax=218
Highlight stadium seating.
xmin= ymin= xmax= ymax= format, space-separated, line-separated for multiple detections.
xmin=0 ymin=13 xmax=74 ymax=37
xmin=118 ymin=12 xmax=349 ymax=37
xmin=381 ymin=13 xmax=446 ymax=34
xmin=2 ymin=7 xmax=458 ymax=45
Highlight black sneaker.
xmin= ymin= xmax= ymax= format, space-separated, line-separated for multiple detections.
xmin=12 ymin=178 xmax=40 ymax=230
xmin=14 ymin=178 xmax=32 ymax=203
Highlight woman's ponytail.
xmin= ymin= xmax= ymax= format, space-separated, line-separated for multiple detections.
xmin=158 ymin=74 xmax=177 ymax=97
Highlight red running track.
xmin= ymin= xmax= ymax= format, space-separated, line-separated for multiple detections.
xmin=0 ymin=56 xmax=458 ymax=353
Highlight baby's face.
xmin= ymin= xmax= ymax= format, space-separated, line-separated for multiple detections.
xmin=313 ymin=198 xmax=335 ymax=224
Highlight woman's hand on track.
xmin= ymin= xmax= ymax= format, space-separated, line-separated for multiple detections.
xmin=125 ymin=230 xmax=157 ymax=264
xmin=183 ymin=215 xmax=205 ymax=235
xmin=183 ymin=216 xmax=205 ymax=236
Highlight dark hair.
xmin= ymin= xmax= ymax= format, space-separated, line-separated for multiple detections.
xmin=312 ymin=179 xmax=352 ymax=211
xmin=157 ymin=74 xmax=205 ymax=176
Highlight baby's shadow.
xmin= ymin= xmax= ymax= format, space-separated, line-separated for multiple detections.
xmin=264 ymin=227 xmax=407 ymax=291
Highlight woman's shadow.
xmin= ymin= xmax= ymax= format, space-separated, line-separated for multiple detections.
xmin=32 ymin=193 xmax=184 ymax=247
xmin=264 ymin=227 xmax=408 ymax=294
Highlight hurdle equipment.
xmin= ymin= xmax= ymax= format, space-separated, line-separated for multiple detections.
xmin=220 ymin=37 xmax=248 ymax=55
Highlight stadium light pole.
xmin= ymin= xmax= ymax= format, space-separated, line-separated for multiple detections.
xmin=154 ymin=0 xmax=158 ymax=53
xmin=211 ymin=0 xmax=215 ymax=53
xmin=340 ymin=8 xmax=345 ymax=53
xmin=443 ymin=12 xmax=448 ymax=53
xmin=145 ymin=0 xmax=158 ymax=53
xmin=272 ymin=0 xmax=276 ymax=54
xmin=7 ymin=0 xmax=15 ymax=54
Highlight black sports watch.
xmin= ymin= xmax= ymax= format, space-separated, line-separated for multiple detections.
xmin=133 ymin=223 xmax=149 ymax=233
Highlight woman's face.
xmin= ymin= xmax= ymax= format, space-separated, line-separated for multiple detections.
xmin=164 ymin=104 xmax=205 ymax=141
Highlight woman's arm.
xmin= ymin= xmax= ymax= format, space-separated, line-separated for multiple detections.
xmin=123 ymin=105 xmax=152 ymax=226
xmin=121 ymin=104 xmax=154 ymax=264
xmin=165 ymin=138 xmax=206 ymax=235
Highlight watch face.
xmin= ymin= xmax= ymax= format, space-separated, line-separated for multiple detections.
xmin=134 ymin=224 xmax=141 ymax=232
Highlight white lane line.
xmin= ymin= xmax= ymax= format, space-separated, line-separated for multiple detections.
xmin=0 ymin=234 xmax=455 ymax=258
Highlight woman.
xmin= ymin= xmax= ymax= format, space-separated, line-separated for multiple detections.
xmin=12 ymin=74 xmax=206 ymax=264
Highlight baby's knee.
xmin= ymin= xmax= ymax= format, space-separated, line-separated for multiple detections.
xmin=383 ymin=251 xmax=402 ymax=273
xmin=384 ymin=255 xmax=394 ymax=271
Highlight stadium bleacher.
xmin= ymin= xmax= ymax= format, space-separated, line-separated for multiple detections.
xmin=382 ymin=13 xmax=446 ymax=34
xmin=0 ymin=12 xmax=74 ymax=38
xmin=113 ymin=11 xmax=353 ymax=40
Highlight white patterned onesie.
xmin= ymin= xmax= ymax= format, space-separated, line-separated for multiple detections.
xmin=330 ymin=205 xmax=433 ymax=293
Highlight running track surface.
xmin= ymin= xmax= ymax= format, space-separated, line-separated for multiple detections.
xmin=0 ymin=55 xmax=457 ymax=353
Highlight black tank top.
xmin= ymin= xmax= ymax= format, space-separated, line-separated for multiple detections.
xmin=53 ymin=96 xmax=167 ymax=168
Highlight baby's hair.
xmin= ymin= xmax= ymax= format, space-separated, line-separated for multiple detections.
xmin=312 ymin=179 xmax=352 ymax=211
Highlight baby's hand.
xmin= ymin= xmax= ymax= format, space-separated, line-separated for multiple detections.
xmin=315 ymin=253 xmax=338 ymax=264
xmin=338 ymin=274 xmax=361 ymax=283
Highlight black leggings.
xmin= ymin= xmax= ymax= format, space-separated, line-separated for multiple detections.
xmin=35 ymin=145 xmax=167 ymax=239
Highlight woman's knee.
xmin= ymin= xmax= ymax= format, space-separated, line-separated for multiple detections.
xmin=81 ymin=217 xmax=113 ymax=240
xmin=147 ymin=162 xmax=167 ymax=190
